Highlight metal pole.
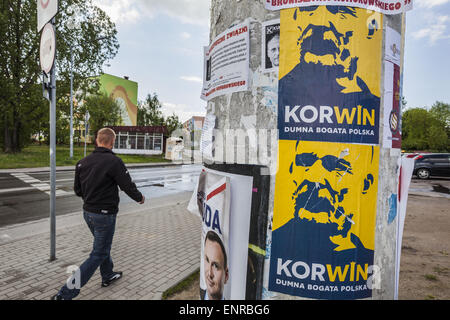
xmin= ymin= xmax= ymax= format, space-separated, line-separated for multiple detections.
xmin=69 ymin=46 xmax=74 ymax=159
xmin=49 ymin=19 xmax=57 ymax=262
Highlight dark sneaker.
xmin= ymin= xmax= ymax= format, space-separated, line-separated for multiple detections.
xmin=51 ymin=294 xmax=64 ymax=300
xmin=101 ymin=271 xmax=123 ymax=287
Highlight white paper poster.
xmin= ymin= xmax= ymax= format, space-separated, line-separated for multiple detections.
xmin=201 ymin=21 xmax=250 ymax=100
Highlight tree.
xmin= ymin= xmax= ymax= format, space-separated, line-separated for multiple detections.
xmin=82 ymin=93 xmax=122 ymax=138
xmin=0 ymin=0 xmax=119 ymax=152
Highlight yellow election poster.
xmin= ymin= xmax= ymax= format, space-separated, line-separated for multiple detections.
xmin=269 ymin=6 xmax=383 ymax=299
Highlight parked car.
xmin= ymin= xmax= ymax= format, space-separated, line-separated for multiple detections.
xmin=413 ymin=153 xmax=450 ymax=179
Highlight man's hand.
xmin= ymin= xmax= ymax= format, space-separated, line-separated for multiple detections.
xmin=139 ymin=195 xmax=145 ymax=204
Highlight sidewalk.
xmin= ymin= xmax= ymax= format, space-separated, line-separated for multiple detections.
xmin=0 ymin=192 xmax=201 ymax=300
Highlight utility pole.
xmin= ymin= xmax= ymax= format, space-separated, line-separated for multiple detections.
xmin=206 ymin=0 xmax=409 ymax=300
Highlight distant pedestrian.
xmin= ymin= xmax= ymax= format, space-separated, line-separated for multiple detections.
xmin=51 ymin=128 xmax=145 ymax=300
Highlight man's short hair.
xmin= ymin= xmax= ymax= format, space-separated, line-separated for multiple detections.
xmin=97 ymin=128 xmax=116 ymax=146
xmin=205 ymin=230 xmax=227 ymax=268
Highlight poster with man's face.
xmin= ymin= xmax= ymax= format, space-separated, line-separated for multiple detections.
xmin=262 ymin=19 xmax=280 ymax=73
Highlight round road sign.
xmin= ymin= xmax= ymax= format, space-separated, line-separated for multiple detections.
xmin=40 ymin=22 xmax=56 ymax=75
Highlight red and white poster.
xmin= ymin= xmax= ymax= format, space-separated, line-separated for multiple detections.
xmin=201 ymin=20 xmax=250 ymax=100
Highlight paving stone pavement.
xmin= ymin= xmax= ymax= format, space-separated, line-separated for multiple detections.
xmin=0 ymin=193 xmax=201 ymax=300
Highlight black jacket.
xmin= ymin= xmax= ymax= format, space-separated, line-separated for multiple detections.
xmin=74 ymin=147 xmax=143 ymax=214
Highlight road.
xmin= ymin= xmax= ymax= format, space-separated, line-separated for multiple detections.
xmin=0 ymin=164 xmax=202 ymax=228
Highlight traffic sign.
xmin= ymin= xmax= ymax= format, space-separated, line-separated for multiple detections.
xmin=40 ymin=22 xmax=56 ymax=75
xmin=37 ymin=0 xmax=58 ymax=32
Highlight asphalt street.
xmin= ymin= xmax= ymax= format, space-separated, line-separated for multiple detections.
xmin=0 ymin=164 xmax=202 ymax=228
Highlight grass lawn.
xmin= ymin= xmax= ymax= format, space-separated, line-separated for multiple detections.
xmin=0 ymin=144 xmax=171 ymax=169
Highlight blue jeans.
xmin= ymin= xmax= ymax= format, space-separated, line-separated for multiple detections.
xmin=58 ymin=211 xmax=117 ymax=300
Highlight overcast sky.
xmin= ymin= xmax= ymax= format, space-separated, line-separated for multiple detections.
xmin=93 ymin=0 xmax=450 ymax=122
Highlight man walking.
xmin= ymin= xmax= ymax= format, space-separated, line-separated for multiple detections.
xmin=52 ymin=128 xmax=145 ymax=300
